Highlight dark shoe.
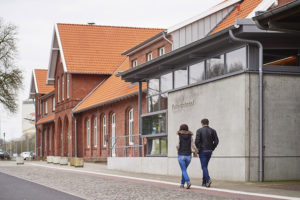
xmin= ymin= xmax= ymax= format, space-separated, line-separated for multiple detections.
xmin=186 ymin=182 xmax=191 ymax=189
xmin=202 ymin=184 xmax=206 ymax=187
xmin=206 ymin=180 xmax=212 ymax=188
xmin=180 ymin=185 xmax=184 ymax=188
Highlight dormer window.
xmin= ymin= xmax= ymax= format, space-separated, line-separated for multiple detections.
xmin=147 ymin=52 xmax=153 ymax=61
xmin=159 ymin=47 xmax=165 ymax=56
xmin=132 ymin=59 xmax=138 ymax=68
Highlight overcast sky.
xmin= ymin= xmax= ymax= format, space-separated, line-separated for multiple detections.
xmin=0 ymin=0 xmax=223 ymax=141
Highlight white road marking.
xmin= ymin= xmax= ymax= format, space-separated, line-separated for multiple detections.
xmin=29 ymin=163 xmax=300 ymax=200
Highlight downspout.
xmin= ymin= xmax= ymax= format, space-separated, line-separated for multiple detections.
xmin=72 ymin=113 xmax=77 ymax=157
xmin=162 ymin=31 xmax=173 ymax=46
xmin=138 ymin=82 xmax=143 ymax=157
xmin=229 ymin=29 xmax=264 ymax=182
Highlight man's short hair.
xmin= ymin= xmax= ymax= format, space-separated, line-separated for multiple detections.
xmin=201 ymin=118 xmax=209 ymax=125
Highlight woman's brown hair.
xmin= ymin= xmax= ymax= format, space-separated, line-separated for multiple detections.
xmin=179 ymin=124 xmax=189 ymax=131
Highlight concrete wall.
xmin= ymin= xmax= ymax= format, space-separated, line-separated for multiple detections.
xmin=168 ymin=73 xmax=248 ymax=181
xmin=249 ymin=74 xmax=300 ymax=181
xmin=108 ymin=73 xmax=300 ymax=181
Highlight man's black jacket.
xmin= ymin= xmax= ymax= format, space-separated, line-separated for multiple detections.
xmin=195 ymin=126 xmax=219 ymax=152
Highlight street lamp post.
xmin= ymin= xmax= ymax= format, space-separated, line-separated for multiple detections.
xmin=3 ymin=132 xmax=5 ymax=151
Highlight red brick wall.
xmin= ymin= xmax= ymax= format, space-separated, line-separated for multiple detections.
xmin=52 ymin=53 xmax=108 ymax=157
xmin=75 ymin=93 xmax=147 ymax=159
xmin=129 ymin=35 xmax=172 ymax=68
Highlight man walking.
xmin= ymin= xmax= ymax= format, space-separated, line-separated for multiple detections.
xmin=195 ymin=118 xmax=219 ymax=187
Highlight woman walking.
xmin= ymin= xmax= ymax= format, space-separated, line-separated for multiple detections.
xmin=176 ymin=124 xmax=198 ymax=189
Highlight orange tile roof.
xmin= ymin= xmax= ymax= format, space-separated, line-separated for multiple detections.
xmin=57 ymin=23 xmax=163 ymax=74
xmin=36 ymin=114 xmax=55 ymax=125
xmin=73 ymin=58 xmax=146 ymax=113
xmin=34 ymin=69 xmax=54 ymax=94
xmin=210 ymin=0 xmax=263 ymax=34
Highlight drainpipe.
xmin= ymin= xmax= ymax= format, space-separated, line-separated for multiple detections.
xmin=162 ymin=31 xmax=173 ymax=46
xmin=138 ymin=82 xmax=143 ymax=157
xmin=229 ymin=29 xmax=264 ymax=182
xmin=72 ymin=113 xmax=77 ymax=157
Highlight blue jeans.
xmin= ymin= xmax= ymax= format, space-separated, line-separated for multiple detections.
xmin=199 ymin=151 xmax=212 ymax=185
xmin=178 ymin=155 xmax=192 ymax=185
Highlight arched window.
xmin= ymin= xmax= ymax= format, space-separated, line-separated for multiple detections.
xmin=128 ymin=108 xmax=134 ymax=145
xmin=86 ymin=119 xmax=90 ymax=148
xmin=102 ymin=115 xmax=107 ymax=147
xmin=94 ymin=117 xmax=97 ymax=147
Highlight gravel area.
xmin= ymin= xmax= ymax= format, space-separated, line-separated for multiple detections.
xmin=0 ymin=162 xmax=235 ymax=200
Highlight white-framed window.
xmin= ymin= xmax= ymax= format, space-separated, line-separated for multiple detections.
xmin=132 ymin=59 xmax=138 ymax=67
xmin=159 ymin=47 xmax=165 ymax=56
xmin=40 ymin=101 xmax=43 ymax=115
xmin=94 ymin=117 xmax=97 ymax=147
xmin=52 ymin=97 xmax=55 ymax=111
xmin=67 ymin=73 xmax=70 ymax=99
xmin=62 ymin=74 xmax=64 ymax=101
xmin=102 ymin=115 xmax=107 ymax=147
xmin=128 ymin=108 xmax=134 ymax=145
xmin=57 ymin=77 xmax=60 ymax=102
xmin=111 ymin=113 xmax=116 ymax=157
xmin=147 ymin=52 xmax=153 ymax=61
xmin=45 ymin=101 xmax=48 ymax=114
xmin=86 ymin=119 xmax=90 ymax=148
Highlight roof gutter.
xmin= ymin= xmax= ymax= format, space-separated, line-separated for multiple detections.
xmin=229 ymin=29 xmax=264 ymax=182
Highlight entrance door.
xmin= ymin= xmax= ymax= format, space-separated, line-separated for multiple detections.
xmin=111 ymin=113 xmax=116 ymax=157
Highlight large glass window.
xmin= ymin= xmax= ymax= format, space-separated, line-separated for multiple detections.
xmin=147 ymin=95 xmax=160 ymax=112
xmin=147 ymin=137 xmax=167 ymax=156
xmin=206 ymin=55 xmax=225 ymax=79
xmin=189 ymin=61 xmax=205 ymax=84
xmin=142 ymin=113 xmax=167 ymax=135
xmin=148 ymin=79 xmax=159 ymax=96
xmin=226 ymin=47 xmax=247 ymax=73
xmin=174 ymin=68 xmax=188 ymax=88
xmin=160 ymin=73 xmax=173 ymax=92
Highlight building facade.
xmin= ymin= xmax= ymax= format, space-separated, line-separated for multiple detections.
xmin=115 ymin=0 xmax=300 ymax=181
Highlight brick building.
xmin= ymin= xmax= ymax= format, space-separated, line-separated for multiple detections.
xmin=30 ymin=23 xmax=163 ymax=160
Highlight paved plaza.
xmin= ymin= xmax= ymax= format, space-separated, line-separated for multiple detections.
xmin=0 ymin=161 xmax=299 ymax=200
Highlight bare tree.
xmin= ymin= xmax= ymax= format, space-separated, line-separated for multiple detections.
xmin=0 ymin=18 xmax=23 ymax=113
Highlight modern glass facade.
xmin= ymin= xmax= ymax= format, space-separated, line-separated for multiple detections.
xmin=143 ymin=46 xmax=248 ymax=156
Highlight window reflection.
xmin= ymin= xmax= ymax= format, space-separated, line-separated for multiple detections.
xmin=146 ymin=137 xmax=167 ymax=155
xmin=161 ymin=73 xmax=173 ymax=92
xmin=148 ymin=79 xmax=159 ymax=96
xmin=174 ymin=68 xmax=188 ymax=88
xmin=226 ymin=47 xmax=247 ymax=72
xmin=160 ymin=93 xmax=168 ymax=110
xmin=189 ymin=61 xmax=205 ymax=84
xmin=207 ymin=55 xmax=225 ymax=79
xmin=142 ymin=113 xmax=167 ymax=135
xmin=147 ymin=95 xmax=159 ymax=112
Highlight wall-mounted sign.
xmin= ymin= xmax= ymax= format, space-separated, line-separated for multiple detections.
xmin=172 ymin=100 xmax=195 ymax=111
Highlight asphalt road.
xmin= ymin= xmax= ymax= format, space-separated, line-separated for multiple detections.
xmin=0 ymin=172 xmax=84 ymax=200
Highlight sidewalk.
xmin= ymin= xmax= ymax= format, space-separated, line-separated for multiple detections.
xmin=28 ymin=160 xmax=300 ymax=199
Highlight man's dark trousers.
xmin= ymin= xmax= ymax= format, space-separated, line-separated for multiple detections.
xmin=199 ymin=151 xmax=212 ymax=185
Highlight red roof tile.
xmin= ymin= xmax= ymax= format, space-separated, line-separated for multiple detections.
xmin=210 ymin=0 xmax=263 ymax=34
xmin=36 ymin=114 xmax=55 ymax=125
xmin=57 ymin=24 xmax=163 ymax=74
xmin=73 ymin=58 xmax=146 ymax=113
xmin=34 ymin=69 xmax=54 ymax=94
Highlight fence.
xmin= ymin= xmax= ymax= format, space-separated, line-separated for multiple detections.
xmin=109 ymin=134 xmax=146 ymax=157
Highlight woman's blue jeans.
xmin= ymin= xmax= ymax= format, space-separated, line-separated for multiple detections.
xmin=199 ymin=151 xmax=212 ymax=185
xmin=178 ymin=155 xmax=192 ymax=185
